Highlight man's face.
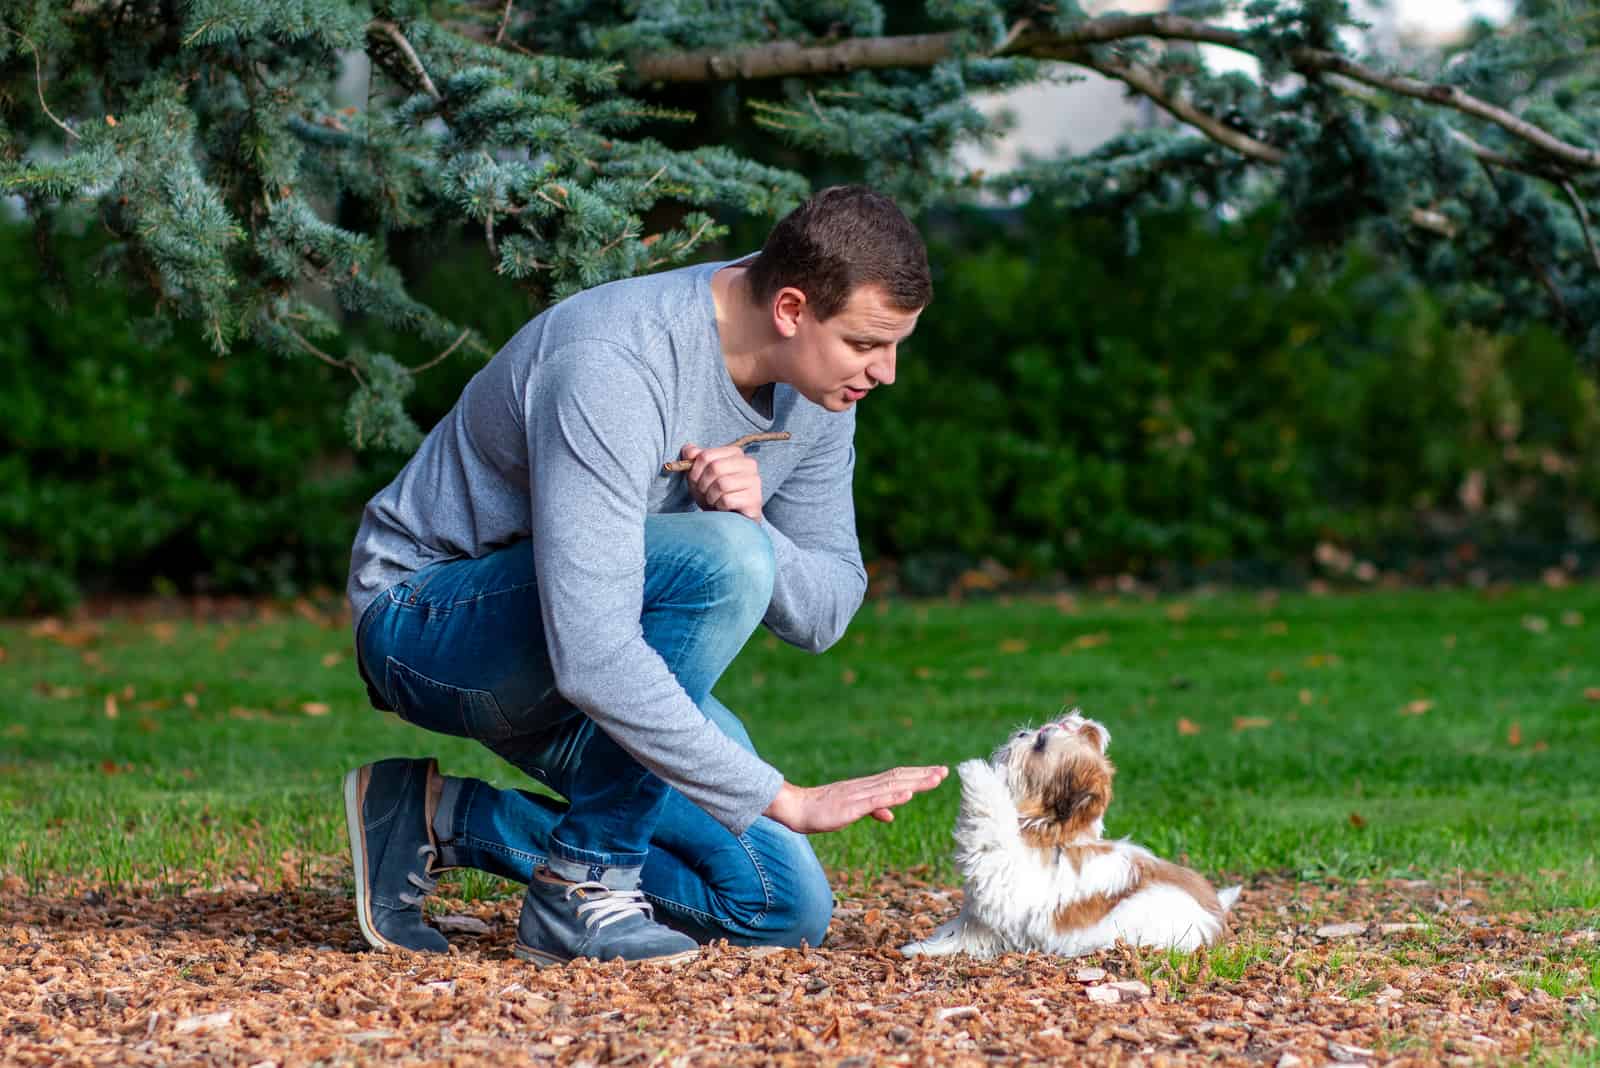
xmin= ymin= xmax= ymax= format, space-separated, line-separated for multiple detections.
xmin=786 ymin=284 xmax=921 ymax=412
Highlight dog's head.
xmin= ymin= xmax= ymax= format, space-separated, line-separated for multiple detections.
xmin=990 ymin=709 xmax=1114 ymax=847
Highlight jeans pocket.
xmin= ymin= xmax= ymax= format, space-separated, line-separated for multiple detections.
xmin=384 ymin=656 xmax=517 ymax=743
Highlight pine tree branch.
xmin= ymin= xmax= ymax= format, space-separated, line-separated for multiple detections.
xmin=368 ymin=20 xmax=442 ymax=101
xmin=1081 ymin=54 xmax=1457 ymax=236
xmin=633 ymin=14 xmax=1600 ymax=172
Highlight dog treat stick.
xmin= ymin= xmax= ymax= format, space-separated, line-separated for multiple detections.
xmin=662 ymin=431 xmax=792 ymax=472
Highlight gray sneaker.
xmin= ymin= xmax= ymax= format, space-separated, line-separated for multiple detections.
xmin=343 ymin=757 xmax=452 ymax=953
xmin=513 ymin=866 xmax=698 ymax=967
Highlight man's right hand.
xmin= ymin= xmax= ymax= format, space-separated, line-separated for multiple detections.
xmin=764 ymin=765 xmax=949 ymax=834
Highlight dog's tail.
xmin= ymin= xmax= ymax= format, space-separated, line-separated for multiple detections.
xmin=1217 ymin=885 xmax=1242 ymax=911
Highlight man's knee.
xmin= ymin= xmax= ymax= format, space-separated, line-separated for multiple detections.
xmin=694 ymin=512 xmax=775 ymax=620
xmin=759 ymin=863 xmax=834 ymax=948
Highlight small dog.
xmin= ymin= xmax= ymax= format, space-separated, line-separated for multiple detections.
xmin=902 ymin=711 xmax=1239 ymax=958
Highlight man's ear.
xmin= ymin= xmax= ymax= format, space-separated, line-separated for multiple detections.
xmin=772 ymin=286 xmax=806 ymax=338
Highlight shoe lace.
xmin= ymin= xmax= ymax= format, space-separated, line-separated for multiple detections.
xmin=398 ymin=843 xmax=440 ymax=908
xmin=565 ymin=882 xmax=654 ymax=931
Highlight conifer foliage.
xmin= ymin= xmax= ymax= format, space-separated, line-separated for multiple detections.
xmin=2 ymin=1 xmax=1595 ymax=448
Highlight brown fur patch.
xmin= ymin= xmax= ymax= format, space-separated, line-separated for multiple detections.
xmin=1052 ymin=853 xmax=1226 ymax=937
xmin=1052 ymin=890 xmax=1123 ymax=931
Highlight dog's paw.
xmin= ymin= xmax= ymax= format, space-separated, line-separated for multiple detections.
xmin=900 ymin=916 xmax=966 ymax=957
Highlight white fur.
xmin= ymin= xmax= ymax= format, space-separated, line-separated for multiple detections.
xmin=902 ymin=735 xmax=1240 ymax=959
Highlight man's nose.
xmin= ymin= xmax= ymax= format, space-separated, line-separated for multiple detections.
xmin=870 ymin=345 xmax=897 ymax=387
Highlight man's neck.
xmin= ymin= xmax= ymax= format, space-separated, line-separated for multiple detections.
xmin=712 ymin=265 xmax=779 ymax=403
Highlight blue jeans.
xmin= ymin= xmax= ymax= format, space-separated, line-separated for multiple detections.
xmin=355 ymin=511 xmax=833 ymax=947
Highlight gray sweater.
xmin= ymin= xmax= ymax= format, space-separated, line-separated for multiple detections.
xmin=347 ymin=258 xmax=868 ymax=835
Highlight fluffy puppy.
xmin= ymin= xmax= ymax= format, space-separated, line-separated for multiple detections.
xmin=902 ymin=711 xmax=1239 ymax=958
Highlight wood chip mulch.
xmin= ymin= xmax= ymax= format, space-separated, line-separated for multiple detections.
xmin=1 ymin=867 xmax=1594 ymax=1066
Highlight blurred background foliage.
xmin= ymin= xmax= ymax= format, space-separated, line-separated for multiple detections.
xmin=3 ymin=200 xmax=1596 ymax=615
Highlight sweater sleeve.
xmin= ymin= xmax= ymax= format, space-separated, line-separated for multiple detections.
xmin=759 ymin=406 xmax=868 ymax=653
xmin=526 ymin=343 xmax=784 ymax=834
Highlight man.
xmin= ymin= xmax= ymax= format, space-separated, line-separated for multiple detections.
xmin=342 ymin=185 xmax=947 ymax=966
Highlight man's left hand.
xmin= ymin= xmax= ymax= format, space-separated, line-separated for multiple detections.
xmin=679 ymin=443 xmax=764 ymax=521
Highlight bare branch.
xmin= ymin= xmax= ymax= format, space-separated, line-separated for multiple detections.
xmin=2 ymin=29 xmax=79 ymax=141
xmin=1087 ymin=54 xmax=1286 ymax=165
xmin=410 ymin=328 xmax=473 ymax=373
xmin=495 ymin=0 xmax=515 ymax=46
xmin=286 ymin=324 xmax=367 ymax=389
xmin=1561 ymin=180 xmax=1600 ymax=274
xmin=368 ymin=20 xmax=442 ymax=101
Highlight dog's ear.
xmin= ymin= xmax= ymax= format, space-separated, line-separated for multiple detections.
xmin=1049 ymin=755 xmax=1111 ymax=827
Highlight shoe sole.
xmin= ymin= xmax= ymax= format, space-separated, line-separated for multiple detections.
xmin=511 ymin=943 xmax=698 ymax=969
xmin=343 ymin=766 xmax=401 ymax=953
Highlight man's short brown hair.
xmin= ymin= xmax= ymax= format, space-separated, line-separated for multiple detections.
xmin=745 ymin=185 xmax=931 ymax=321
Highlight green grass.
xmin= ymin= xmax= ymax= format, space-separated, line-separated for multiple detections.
xmin=1 ymin=584 xmax=1597 ymax=902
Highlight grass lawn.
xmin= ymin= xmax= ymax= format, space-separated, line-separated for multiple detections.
xmin=2 ymin=583 xmax=1595 ymax=903
xmin=3 ymin=583 xmax=1598 ymax=1064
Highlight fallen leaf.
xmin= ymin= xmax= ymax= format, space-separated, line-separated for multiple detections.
xmin=1304 ymin=653 xmax=1341 ymax=668
xmin=174 ymin=1010 xmax=233 ymax=1034
xmin=299 ymin=702 xmax=330 ymax=717
xmin=936 ymin=1005 xmax=980 ymax=1022
xmin=1316 ymin=922 xmax=1367 ymax=939
xmin=1401 ymin=699 xmax=1433 ymax=716
xmin=964 ymin=666 xmax=990 ymax=680
xmin=1507 ymin=722 xmax=1522 ymax=746
xmin=182 ymin=692 xmax=199 ymax=708
xmin=1164 ymin=604 xmax=1190 ymax=622
xmin=1348 ymin=811 xmax=1366 ymax=829
xmin=1267 ymin=669 xmax=1285 ymax=683
xmin=840 ymin=669 xmax=857 ymax=685
xmin=321 ymin=651 xmax=344 ymax=668
xmin=913 ymin=667 xmax=933 ymax=680
xmin=1326 ymin=1038 xmax=1374 ymax=1062
xmin=1072 ymin=632 xmax=1109 ymax=649
xmin=104 ymin=694 xmax=119 ymax=719
xmin=1522 ymin=615 xmax=1549 ymax=633
xmin=1264 ymin=620 xmax=1288 ymax=635
xmin=1298 ymin=688 xmax=1314 ymax=705
xmin=1584 ymin=688 xmax=1600 ymax=702
xmin=1561 ymin=611 xmax=1584 ymax=627
xmin=2 ymin=724 xmax=24 ymax=737
xmin=998 ymin=638 xmax=1028 ymax=654
xmin=1177 ymin=718 xmax=1202 ymax=735
xmin=1233 ymin=716 xmax=1273 ymax=731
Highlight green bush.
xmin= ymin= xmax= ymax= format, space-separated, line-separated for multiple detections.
xmin=0 ymin=225 xmax=403 ymax=615
xmin=855 ymin=205 xmax=1600 ymax=588
xmin=3 ymin=206 xmax=1595 ymax=614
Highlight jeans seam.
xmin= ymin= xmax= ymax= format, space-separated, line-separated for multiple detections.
xmin=446 ymin=580 xmax=539 ymax=609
